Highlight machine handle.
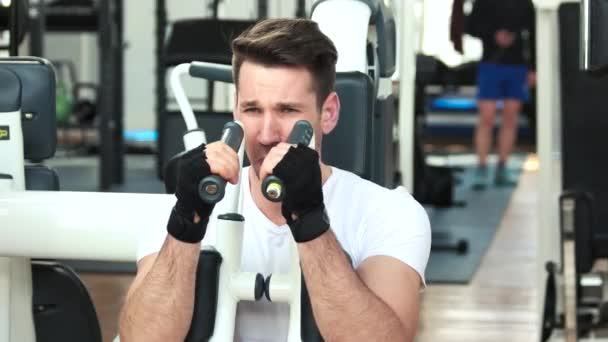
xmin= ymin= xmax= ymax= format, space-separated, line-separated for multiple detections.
xmin=262 ymin=120 xmax=314 ymax=202
xmin=198 ymin=122 xmax=244 ymax=204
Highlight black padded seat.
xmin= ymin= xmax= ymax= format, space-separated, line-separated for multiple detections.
xmin=322 ymin=71 xmax=375 ymax=179
xmin=32 ymin=261 xmax=102 ymax=342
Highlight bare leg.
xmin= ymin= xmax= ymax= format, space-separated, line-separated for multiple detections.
xmin=475 ymin=100 xmax=498 ymax=166
xmin=498 ymin=99 xmax=521 ymax=164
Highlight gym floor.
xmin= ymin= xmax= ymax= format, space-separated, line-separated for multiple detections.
xmin=78 ymin=155 xmax=539 ymax=342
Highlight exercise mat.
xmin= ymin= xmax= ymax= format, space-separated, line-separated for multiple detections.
xmin=425 ymin=154 xmax=526 ymax=284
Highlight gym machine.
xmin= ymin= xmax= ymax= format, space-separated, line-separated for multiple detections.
xmin=0 ymin=0 xmax=126 ymax=191
xmin=538 ymin=0 xmax=608 ymax=341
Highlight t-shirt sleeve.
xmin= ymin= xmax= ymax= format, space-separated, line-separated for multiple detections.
xmin=354 ymin=187 xmax=431 ymax=287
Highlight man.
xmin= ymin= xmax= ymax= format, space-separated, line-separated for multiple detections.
xmin=118 ymin=18 xmax=430 ymax=341
xmin=466 ymin=0 xmax=536 ymax=189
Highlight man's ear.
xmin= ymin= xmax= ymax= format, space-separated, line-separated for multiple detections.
xmin=320 ymin=91 xmax=340 ymax=134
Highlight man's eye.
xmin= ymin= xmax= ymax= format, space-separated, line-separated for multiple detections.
xmin=244 ymin=107 xmax=259 ymax=113
xmin=282 ymin=107 xmax=297 ymax=113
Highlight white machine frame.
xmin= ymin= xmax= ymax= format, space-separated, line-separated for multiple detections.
xmin=172 ymin=61 xmax=307 ymax=341
xmin=0 ymin=0 xmax=416 ymax=341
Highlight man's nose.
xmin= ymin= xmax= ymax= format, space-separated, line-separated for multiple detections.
xmin=258 ymin=113 xmax=282 ymax=145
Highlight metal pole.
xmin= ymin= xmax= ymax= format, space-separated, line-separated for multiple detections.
xmin=155 ymin=0 xmax=167 ymax=178
xmin=98 ymin=0 xmax=115 ymax=190
xmin=257 ymin=0 xmax=268 ymax=19
xmin=295 ymin=0 xmax=306 ymax=18
xmin=113 ymin=0 xmax=124 ymax=185
xmin=9 ymin=0 xmax=20 ymax=56
xmin=29 ymin=0 xmax=45 ymax=57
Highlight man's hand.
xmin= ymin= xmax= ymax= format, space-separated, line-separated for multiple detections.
xmin=495 ymin=29 xmax=515 ymax=48
xmin=259 ymin=143 xmax=329 ymax=243
xmin=166 ymin=141 xmax=239 ymax=243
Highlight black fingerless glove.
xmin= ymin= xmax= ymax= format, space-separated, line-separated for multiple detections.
xmin=166 ymin=143 xmax=215 ymax=243
xmin=273 ymin=144 xmax=330 ymax=243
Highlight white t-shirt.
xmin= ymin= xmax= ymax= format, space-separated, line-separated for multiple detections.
xmin=137 ymin=166 xmax=431 ymax=342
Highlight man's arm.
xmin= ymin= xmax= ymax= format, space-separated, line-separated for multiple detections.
xmin=118 ymin=236 xmax=200 ymax=341
xmin=298 ymin=229 xmax=421 ymax=342
xmin=119 ymin=141 xmax=239 ymax=341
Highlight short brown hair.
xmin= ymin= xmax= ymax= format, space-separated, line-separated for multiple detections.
xmin=231 ymin=18 xmax=338 ymax=109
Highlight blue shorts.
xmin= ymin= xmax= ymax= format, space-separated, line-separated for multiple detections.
xmin=477 ymin=62 xmax=529 ymax=102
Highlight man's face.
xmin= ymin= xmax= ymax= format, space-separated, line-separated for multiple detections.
xmin=234 ymin=61 xmax=324 ymax=179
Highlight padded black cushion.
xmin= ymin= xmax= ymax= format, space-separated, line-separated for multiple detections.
xmin=0 ymin=68 xmax=21 ymax=112
xmin=32 ymin=261 xmax=102 ymax=342
xmin=0 ymin=58 xmax=56 ymax=161
xmin=322 ymin=72 xmax=374 ymax=178
xmin=371 ymin=95 xmax=395 ymax=187
xmin=25 ymin=165 xmax=59 ymax=191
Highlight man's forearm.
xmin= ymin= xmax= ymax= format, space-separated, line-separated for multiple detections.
xmin=119 ymin=236 xmax=200 ymax=341
xmin=298 ymin=229 xmax=407 ymax=341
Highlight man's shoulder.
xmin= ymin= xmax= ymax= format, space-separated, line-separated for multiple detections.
xmin=330 ymin=167 xmax=409 ymax=195
xmin=328 ymin=167 xmax=421 ymax=212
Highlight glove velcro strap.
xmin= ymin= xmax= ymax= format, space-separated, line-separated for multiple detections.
xmin=166 ymin=206 xmax=209 ymax=243
xmin=289 ymin=205 xmax=330 ymax=243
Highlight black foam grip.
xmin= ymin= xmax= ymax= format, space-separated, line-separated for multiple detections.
xmin=221 ymin=121 xmax=244 ymax=151
xmin=286 ymin=120 xmax=314 ymax=146
xmin=186 ymin=249 xmax=223 ymax=342
xmin=198 ymin=121 xmax=244 ymax=204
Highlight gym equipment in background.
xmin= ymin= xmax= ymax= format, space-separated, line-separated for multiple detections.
xmin=32 ymin=0 xmax=125 ymax=190
xmin=0 ymin=0 xmax=29 ymax=56
xmin=53 ymin=60 xmax=100 ymax=151
xmin=540 ymin=2 xmax=608 ymax=341
xmin=0 ymin=56 xmax=104 ymax=342
xmin=413 ymin=54 xmax=468 ymax=255
xmin=155 ymin=0 xmax=257 ymax=179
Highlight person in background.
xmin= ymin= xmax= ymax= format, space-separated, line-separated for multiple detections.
xmin=465 ymin=0 xmax=536 ymax=189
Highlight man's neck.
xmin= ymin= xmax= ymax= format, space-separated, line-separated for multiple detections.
xmin=248 ymin=164 xmax=332 ymax=226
